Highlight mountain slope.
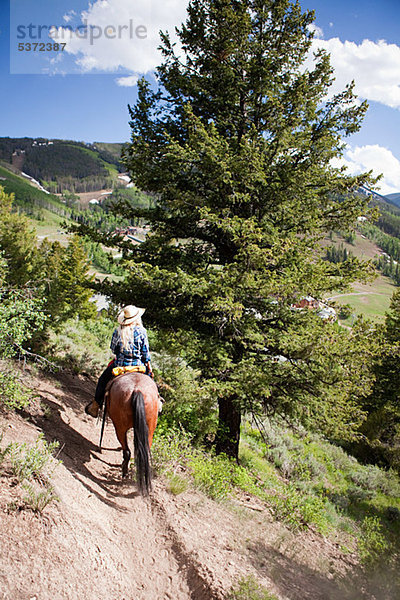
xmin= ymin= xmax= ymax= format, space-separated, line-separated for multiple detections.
xmin=0 ymin=137 xmax=124 ymax=194
xmin=0 ymin=163 xmax=68 ymax=216
xmin=386 ymin=192 xmax=400 ymax=208
xmin=1 ymin=365 xmax=387 ymax=600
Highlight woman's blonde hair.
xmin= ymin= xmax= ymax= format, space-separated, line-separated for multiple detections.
xmin=118 ymin=317 xmax=143 ymax=350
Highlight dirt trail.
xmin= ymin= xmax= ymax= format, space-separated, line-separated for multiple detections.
xmin=327 ymin=292 xmax=386 ymax=299
xmin=0 ymin=369 xmax=382 ymax=600
xmin=1 ymin=371 xmax=222 ymax=600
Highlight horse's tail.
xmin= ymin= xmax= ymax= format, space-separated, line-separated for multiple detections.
xmin=130 ymin=390 xmax=151 ymax=495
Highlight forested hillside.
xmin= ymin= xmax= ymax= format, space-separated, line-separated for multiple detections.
xmin=0 ymin=164 xmax=69 ymax=218
xmin=386 ymin=192 xmax=400 ymax=208
xmin=0 ymin=137 xmax=124 ymax=193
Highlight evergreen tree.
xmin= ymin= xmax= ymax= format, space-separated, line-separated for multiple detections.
xmin=0 ymin=186 xmax=38 ymax=286
xmin=360 ymin=290 xmax=400 ymax=470
xmin=37 ymin=236 xmax=96 ymax=325
xmin=100 ymin=0 xmax=376 ymax=458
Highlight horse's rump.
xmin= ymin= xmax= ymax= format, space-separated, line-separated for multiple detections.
xmin=106 ymin=373 xmax=159 ymax=494
xmin=107 ymin=372 xmax=158 ymax=436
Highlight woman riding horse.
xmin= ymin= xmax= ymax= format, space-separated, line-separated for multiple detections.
xmin=85 ymin=305 xmax=160 ymax=493
xmin=85 ymin=305 xmax=154 ymax=418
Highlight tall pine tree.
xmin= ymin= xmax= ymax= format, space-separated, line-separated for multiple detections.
xmin=101 ymin=0 xmax=376 ymax=458
xmin=0 ymin=186 xmax=38 ymax=287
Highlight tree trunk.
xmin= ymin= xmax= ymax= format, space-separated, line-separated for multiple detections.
xmin=215 ymin=396 xmax=241 ymax=462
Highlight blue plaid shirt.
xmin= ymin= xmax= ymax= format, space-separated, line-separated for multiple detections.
xmin=110 ymin=326 xmax=151 ymax=367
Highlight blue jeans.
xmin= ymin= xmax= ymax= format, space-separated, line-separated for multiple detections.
xmin=94 ymin=362 xmax=115 ymax=407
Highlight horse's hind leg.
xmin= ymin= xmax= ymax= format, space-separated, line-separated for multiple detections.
xmin=122 ymin=446 xmax=131 ymax=478
xmin=115 ymin=428 xmax=131 ymax=478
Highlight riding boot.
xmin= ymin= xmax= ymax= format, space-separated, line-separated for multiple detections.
xmin=85 ymin=400 xmax=100 ymax=418
xmin=85 ymin=362 xmax=115 ymax=418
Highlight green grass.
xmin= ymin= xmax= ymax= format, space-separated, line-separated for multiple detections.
xmin=320 ymin=232 xmax=398 ymax=323
xmin=153 ymin=428 xmax=338 ymax=534
xmin=152 ymin=420 xmax=400 ymax=575
xmin=241 ymin=419 xmax=400 ymax=565
xmin=94 ymin=142 xmax=124 ymax=161
xmin=320 ymin=231 xmax=382 ymax=261
xmin=333 ymin=276 xmax=396 ymax=323
xmin=32 ymin=209 xmax=72 ymax=245
xmin=165 ymin=472 xmax=189 ymax=495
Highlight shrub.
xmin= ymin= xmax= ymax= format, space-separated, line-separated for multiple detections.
xmin=165 ymin=472 xmax=189 ymax=496
xmin=153 ymin=430 xmax=259 ymax=501
xmin=151 ymin=428 xmax=193 ymax=475
xmin=22 ymin=481 xmax=59 ymax=513
xmin=188 ymin=452 xmax=233 ymax=500
xmin=0 ymin=371 xmax=30 ymax=411
xmin=339 ymin=304 xmax=352 ymax=319
xmin=350 ymin=465 xmax=385 ymax=492
xmin=1 ymin=433 xmax=60 ymax=514
xmin=0 ymin=431 xmax=11 ymax=465
xmin=8 ymin=433 xmax=59 ymax=483
xmin=347 ymin=483 xmax=374 ymax=503
xmin=358 ymin=516 xmax=389 ymax=566
xmin=227 ymin=575 xmax=278 ymax=600
xmin=267 ymin=486 xmax=329 ymax=532
xmin=153 ymin=351 xmax=217 ymax=441
xmin=46 ymin=315 xmax=115 ymax=373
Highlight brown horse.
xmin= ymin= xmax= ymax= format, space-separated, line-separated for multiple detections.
xmin=103 ymin=372 xmax=159 ymax=494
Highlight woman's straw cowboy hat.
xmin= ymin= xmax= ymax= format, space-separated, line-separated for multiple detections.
xmin=117 ymin=305 xmax=145 ymax=326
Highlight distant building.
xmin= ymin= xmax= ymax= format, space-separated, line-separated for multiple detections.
xmin=293 ymin=295 xmax=319 ymax=310
xmin=292 ymin=295 xmax=336 ymax=322
xmin=317 ymin=306 xmax=337 ymax=320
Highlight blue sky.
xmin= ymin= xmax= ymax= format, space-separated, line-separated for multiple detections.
xmin=1 ymin=0 xmax=400 ymax=194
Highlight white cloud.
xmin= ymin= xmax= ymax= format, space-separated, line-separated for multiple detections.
xmin=307 ymin=23 xmax=324 ymax=40
xmin=116 ymin=74 xmax=139 ymax=87
xmin=63 ymin=10 xmax=76 ymax=24
xmin=53 ymin=3 xmax=400 ymax=113
xmin=308 ymin=37 xmax=400 ymax=110
xmin=331 ymin=144 xmax=400 ymax=195
xmin=51 ymin=0 xmax=188 ymax=78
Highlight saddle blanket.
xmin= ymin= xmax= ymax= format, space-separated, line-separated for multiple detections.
xmin=112 ymin=365 xmax=146 ymax=377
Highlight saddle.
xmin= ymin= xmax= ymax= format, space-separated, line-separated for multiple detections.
xmin=111 ymin=365 xmax=146 ymax=377
xmin=105 ymin=367 xmax=163 ymax=411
